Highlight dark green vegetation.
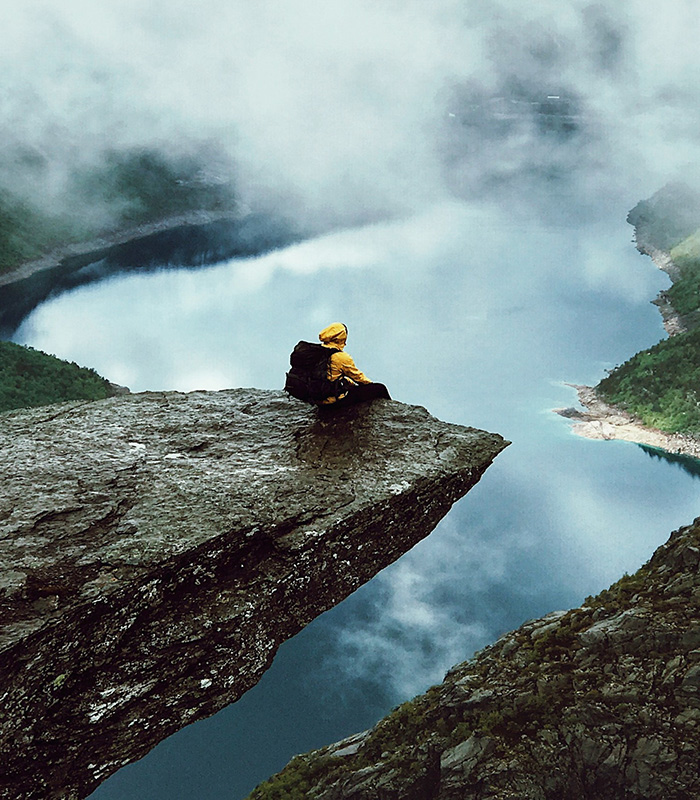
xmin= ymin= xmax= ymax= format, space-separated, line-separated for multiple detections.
xmin=595 ymin=184 xmax=700 ymax=435
xmin=0 ymin=147 xmax=236 ymax=275
xmin=597 ymin=328 xmax=700 ymax=433
xmin=0 ymin=194 xmax=75 ymax=272
xmin=0 ymin=341 xmax=115 ymax=413
xmin=668 ymin=230 xmax=700 ymax=315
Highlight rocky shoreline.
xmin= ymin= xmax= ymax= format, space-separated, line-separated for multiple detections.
xmin=555 ymin=385 xmax=700 ymax=459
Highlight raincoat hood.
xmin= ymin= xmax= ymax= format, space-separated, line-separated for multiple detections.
xmin=319 ymin=322 xmax=348 ymax=349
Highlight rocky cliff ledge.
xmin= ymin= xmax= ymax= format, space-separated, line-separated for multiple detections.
xmin=0 ymin=389 xmax=507 ymax=800
xmin=250 ymin=518 xmax=700 ymax=800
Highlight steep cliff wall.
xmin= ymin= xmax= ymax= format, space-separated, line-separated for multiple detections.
xmin=0 ymin=389 xmax=507 ymax=800
xmin=250 ymin=517 xmax=700 ymax=800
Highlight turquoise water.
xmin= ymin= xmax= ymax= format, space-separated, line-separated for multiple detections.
xmin=16 ymin=198 xmax=700 ymax=799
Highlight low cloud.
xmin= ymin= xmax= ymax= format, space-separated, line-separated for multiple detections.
xmin=3 ymin=1 xmax=700 ymax=229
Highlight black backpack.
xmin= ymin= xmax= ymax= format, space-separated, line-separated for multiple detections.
xmin=284 ymin=341 xmax=344 ymax=404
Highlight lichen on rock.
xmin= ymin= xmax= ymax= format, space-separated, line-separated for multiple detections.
xmin=0 ymin=388 xmax=507 ymax=800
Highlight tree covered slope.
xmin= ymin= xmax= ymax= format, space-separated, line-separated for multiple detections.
xmin=597 ymin=329 xmax=700 ymax=434
xmin=0 ymin=341 xmax=116 ymax=413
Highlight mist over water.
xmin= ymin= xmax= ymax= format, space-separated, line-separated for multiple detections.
xmin=7 ymin=1 xmax=700 ymax=797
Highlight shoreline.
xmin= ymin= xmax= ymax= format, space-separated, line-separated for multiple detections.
xmin=634 ymin=236 xmax=690 ymax=336
xmin=555 ymin=385 xmax=700 ymax=458
xmin=0 ymin=207 xmax=245 ymax=289
xmin=555 ymin=214 xmax=700 ymax=459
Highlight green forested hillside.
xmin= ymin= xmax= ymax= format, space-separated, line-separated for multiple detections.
xmin=0 ymin=341 xmax=115 ymax=413
xmin=668 ymin=229 xmax=700 ymax=315
xmin=0 ymin=147 xmax=236 ymax=275
xmin=0 ymin=194 xmax=75 ymax=271
xmin=595 ymin=186 xmax=700 ymax=436
xmin=597 ymin=328 xmax=700 ymax=434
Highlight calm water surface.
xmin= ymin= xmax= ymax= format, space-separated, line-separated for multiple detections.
xmin=16 ymin=198 xmax=700 ymax=799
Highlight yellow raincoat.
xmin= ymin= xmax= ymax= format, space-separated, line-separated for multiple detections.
xmin=318 ymin=322 xmax=371 ymax=403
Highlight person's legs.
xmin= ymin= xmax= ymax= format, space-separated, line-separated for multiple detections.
xmin=337 ymin=383 xmax=391 ymax=405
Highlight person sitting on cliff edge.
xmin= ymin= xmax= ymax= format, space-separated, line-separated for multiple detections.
xmin=285 ymin=322 xmax=391 ymax=407
xmin=317 ymin=322 xmax=391 ymax=407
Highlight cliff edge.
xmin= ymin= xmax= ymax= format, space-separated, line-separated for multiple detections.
xmin=249 ymin=517 xmax=700 ymax=800
xmin=0 ymin=389 xmax=507 ymax=800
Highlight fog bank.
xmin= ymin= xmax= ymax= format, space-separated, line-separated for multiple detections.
xmin=3 ymin=1 xmax=700 ymax=229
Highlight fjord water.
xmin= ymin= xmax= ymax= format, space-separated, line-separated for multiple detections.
xmin=16 ymin=197 xmax=700 ymax=799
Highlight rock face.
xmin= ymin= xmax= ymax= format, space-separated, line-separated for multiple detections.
xmin=0 ymin=389 xmax=507 ymax=800
xmin=251 ymin=518 xmax=700 ymax=800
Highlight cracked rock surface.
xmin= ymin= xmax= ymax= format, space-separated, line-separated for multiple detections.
xmin=0 ymin=389 xmax=507 ymax=800
xmin=251 ymin=518 xmax=700 ymax=800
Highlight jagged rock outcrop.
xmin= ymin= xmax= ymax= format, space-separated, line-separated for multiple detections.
xmin=0 ymin=389 xmax=507 ymax=800
xmin=250 ymin=518 xmax=700 ymax=800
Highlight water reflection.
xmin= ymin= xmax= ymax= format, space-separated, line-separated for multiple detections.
xmin=0 ymin=214 xmax=300 ymax=338
xmin=639 ymin=444 xmax=700 ymax=480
